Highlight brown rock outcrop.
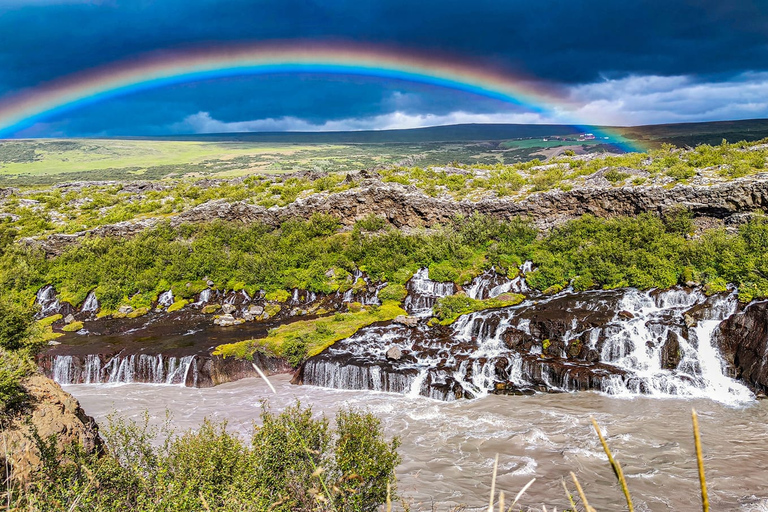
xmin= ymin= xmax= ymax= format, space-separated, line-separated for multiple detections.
xmin=22 ymin=176 xmax=768 ymax=256
xmin=1 ymin=374 xmax=102 ymax=485
xmin=717 ymin=300 xmax=768 ymax=392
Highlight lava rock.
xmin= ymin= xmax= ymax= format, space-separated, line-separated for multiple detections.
xmin=618 ymin=310 xmax=634 ymax=320
xmin=221 ymin=303 xmax=236 ymax=315
xmin=117 ymin=305 xmax=133 ymax=315
xmin=214 ymin=313 xmax=236 ymax=326
xmin=64 ymin=313 xmax=75 ymax=324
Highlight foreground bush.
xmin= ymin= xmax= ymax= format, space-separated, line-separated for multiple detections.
xmin=9 ymin=403 xmax=400 ymax=512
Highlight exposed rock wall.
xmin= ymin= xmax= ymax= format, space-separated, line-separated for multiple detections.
xmin=717 ymin=301 xmax=768 ymax=393
xmin=24 ymin=177 xmax=768 ymax=256
xmin=1 ymin=374 xmax=102 ymax=485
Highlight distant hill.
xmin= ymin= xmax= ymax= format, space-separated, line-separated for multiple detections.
xmin=151 ymin=118 xmax=768 ymax=146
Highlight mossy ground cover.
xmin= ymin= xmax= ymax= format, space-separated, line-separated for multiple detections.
xmin=432 ymin=293 xmax=525 ymax=325
xmin=214 ymin=301 xmax=406 ymax=364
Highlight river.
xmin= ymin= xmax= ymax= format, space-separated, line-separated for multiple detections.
xmin=65 ymin=376 xmax=768 ymax=511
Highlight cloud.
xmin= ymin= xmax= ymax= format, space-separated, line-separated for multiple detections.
xmin=568 ymin=72 xmax=768 ymax=126
xmin=167 ymin=72 xmax=768 ymax=134
xmin=172 ymin=110 xmax=550 ymax=134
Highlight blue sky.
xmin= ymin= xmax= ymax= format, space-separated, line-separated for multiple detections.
xmin=1 ymin=0 xmax=767 ymax=136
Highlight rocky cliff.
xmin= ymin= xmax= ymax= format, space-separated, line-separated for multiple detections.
xmin=24 ymin=175 xmax=768 ymax=256
xmin=1 ymin=374 xmax=102 ymax=485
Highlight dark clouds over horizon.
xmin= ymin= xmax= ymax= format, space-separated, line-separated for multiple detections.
xmin=2 ymin=0 xmax=768 ymax=136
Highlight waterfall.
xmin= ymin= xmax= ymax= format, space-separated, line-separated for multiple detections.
xmin=51 ymin=353 xmax=198 ymax=386
xmin=403 ymin=268 xmax=456 ymax=316
xmin=465 ymin=266 xmax=529 ymax=300
xmin=196 ymin=288 xmax=212 ymax=305
xmin=81 ymin=292 xmax=99 ymax=313
xmin=36 ymin=285 xmax=61 ymax=317
xmin=301 ymin=286 xmax=753 ymax=404
xmin=158 ymin=290 xmax=174 ymax=307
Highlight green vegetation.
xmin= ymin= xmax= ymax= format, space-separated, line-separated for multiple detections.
xmin=9 ymin=403 xmax=400 ymax=512
xmin=0 ymin=297 xmax=39 ymax=423
xmin=2 ymin=139 xmax=767 ymax=240
xmin=214 ymin=301 xmax=406 ymax=362
xmin=5 ymin=205 xmax=768 ymax=324
xmin=433 ymin=293 xmax=525 ymax=325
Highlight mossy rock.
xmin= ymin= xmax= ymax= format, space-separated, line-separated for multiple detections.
xmin=62 ymin=321 xmax=84 ymax=332
xmin=263 ymin=304 xmax=281 ymax=318
xmin=201 ymin=304 xmax=221 ymax=314
xmin=126 ymin=307 xmax=150 ymax=318
xmin=37 ymin=314 xmax=62 ymax=328
xmin=543 ymin=284 xmax=564 ymax=295
xmin=167 ymin=299 xmax=189 ymax=313
xmin=265 ymin=289 xmax=291 ymax=302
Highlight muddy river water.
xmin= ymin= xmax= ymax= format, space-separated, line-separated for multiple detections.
xmin=66 ymin=376 xmax=768 ymax=511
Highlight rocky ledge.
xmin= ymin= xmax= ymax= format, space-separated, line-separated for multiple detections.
xmin=24 ymin=175 xmax=768 ymax=256
xmin=1 ymin=374 xmax=102 ymax=485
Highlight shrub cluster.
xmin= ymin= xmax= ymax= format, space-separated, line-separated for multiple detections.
xmin=10 ymin=403 xmax=400 ymax=511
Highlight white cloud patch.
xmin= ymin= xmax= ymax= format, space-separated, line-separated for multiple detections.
xmin=171 ymin=72 xmax=768 ymax=134
xmin=172 ymin=110 xmax=550 ymax=134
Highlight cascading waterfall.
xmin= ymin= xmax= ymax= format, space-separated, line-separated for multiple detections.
xmin=51 ymin=353 xmax=197 ymax=386
xmin=301 ymin=285 xmax=753 ymax=405
xmin=403 ymin=268 xmax=456 ymax=316
xmin=158 ymin=290 xmax=174 ymax=307
xmin=36 ymin=285 xmax=61 ymax=317
xmin=81 ymin=291 xmax=99 ymax=313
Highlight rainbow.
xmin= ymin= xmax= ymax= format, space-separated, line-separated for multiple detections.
xmin=0 ymin=42 xmax=642 ymax=150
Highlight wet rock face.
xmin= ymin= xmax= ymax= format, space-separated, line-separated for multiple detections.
xmin=717 ymin=301 xmax=768 ymax=392
xmin=299 ymin=287 xmax=750 ymax=401
xmin=1 ymin=375 xmax=102 ymax=485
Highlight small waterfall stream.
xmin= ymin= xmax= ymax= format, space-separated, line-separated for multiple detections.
xmin=51 ymin=353 xmax=198 ymax=386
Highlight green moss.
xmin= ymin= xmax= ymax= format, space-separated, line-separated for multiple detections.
xmin=263 ymin=304 xmax=281 ymax=318
xmin=704 ymin=277 xmax=728 ymax=296
xmin=378 ymin=283 xmax=407 ymax=302
xmin=432 ymin=293 xmax=525 ymax=325
xmin=201 ymin=304 xmax=221 ymax=314
xmin=265 ymin=289 xmax=291 ymax=302
xmin=167 ymin=299 xmax=189 ymax=313
xmin=543 ymin=284 xmax=564 ymax=295
xmin=126 ymin=307 xmax=150 ymax=318
xmin=62 ymin=321 xmax=84 ymax=332
xmin=37 ymin=314 xmax=62 ymax=328
xmin=171 ymin=280 xmax=208 ymax=299
xmin=213 ymin=301 xmax=406 ymax=360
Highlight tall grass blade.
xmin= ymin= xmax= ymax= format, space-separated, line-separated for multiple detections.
xmin=692 ymin=409 xmax=709 ymax=512
xmin=498 ymin=490 xmax=504 ymax=512
xmin=488 ymin=454 xmax=499 ymax=512
xmin=386 ymin=481 xmax=392 ymax=512
xmin=591 ymin=417 xmax=633 ymax=512
xmin=511 ymin=477 xmax=536 ymax=508
xmin=570 ymin=471 xmax=595 ymax=512
xmin=251 ymin=363 xmax=277 ymax=394
xmin=562 ymin=479 xmax=578 ymax=511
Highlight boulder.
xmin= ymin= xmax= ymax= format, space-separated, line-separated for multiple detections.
xmin=221 ymin=303 xmax=236 ymax=315
xmin=617 ymin=310 xmax=634 ymax=320
xmin=247 ymin=305 xmax=264 ymax=316
xmin=64 ymin=313 xmax=75 ymax=324
xmin=117 ymin=305 xmax=133 ymax=315
xmin=214 ymin=313 xmax=236 ymax=326
xmin=385 ymin=346 xmax=403 ymax=361
xmin=393 ymin=315 xmax=419 ymax=328
xmin=1 ymin=375 xmax=102 ymax=485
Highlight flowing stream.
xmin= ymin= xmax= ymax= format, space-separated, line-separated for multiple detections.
xmin=65 ymin=376 xmax=768 ymax=511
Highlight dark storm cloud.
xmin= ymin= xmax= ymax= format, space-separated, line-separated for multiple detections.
xmin=1 ymin=0 xmax=767 ymax=135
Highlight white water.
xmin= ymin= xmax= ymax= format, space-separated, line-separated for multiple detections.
xmin=304 ymin=286 xmax=753 ymax=406
xmin=35 ymin=285 xmax=61 ymax=317
xmin=81 ymin=291 xmax=99 ymax=313
xmin=404 ymin=268 xmax=456 ymax=316
xmin=65 ymin=375 xmax=768 ymax=511
xmin=157 ymin=290 xmax=174 ymax=307
xmin=52 ymin=353 xmax=197 ymax=386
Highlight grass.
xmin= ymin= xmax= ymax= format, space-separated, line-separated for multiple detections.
xmin=213 ymin=301 xmax=406 ymax=360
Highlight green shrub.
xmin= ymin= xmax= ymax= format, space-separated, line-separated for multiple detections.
xmin=11 ymin=404 xmax=400 ymax=512
xmin=378 ymin=283 xmax=407 ymax=302
xmin=604 ymin=169 xmax=630 ymax=183
xmin=282 ymin=336 xmax=309 ymax=368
